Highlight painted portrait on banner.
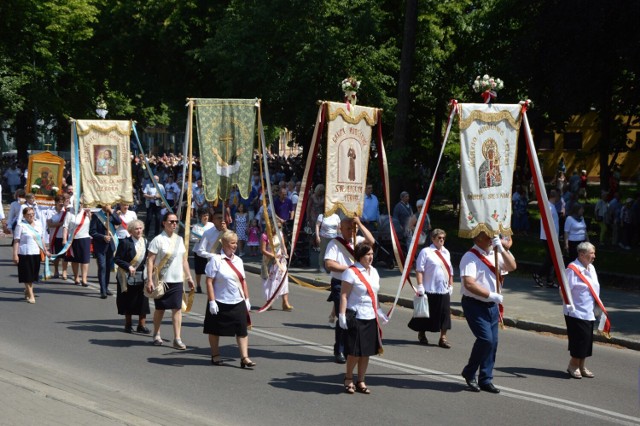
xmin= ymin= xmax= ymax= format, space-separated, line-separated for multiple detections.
xmin=325 ymin=102 xmax=377 ymax=217
xmin=94 ymin=145 xmax=118 ymax=176
xmin=458 ymin=103 xmax=522 ymax=238
xmin=27 ymin=151 xmax=65 ymax=204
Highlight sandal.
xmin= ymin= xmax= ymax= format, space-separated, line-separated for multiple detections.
xmin=438 ymin=337 xmax=452 ymax=349
xmin=240 ymin=357 xmax=256 ymax=369
xmin=532 ymin=273 xmax=544 ymax=287
xmin=344 ymin=376 xmax=355 ymax=394
xmin=580 ymin=367 xmax=594 ymax=378
xmin=356 ymin=381 xmax=371 ymax=394
xmin=211 ymin=354 xmax=224 ymax=366
xmin=567 ymin=365 xmax=582 ymax=379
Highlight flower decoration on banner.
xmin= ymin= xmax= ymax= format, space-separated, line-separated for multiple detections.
xmin=341 ymin=77 xmax=361 ymax=112
xmin=51 ymin=186 xmax=59 ymax=194
xmin=472 ymin=74 xmax=504 ymax=104
xmin=31 ymin=184 xmax=40 ymax=194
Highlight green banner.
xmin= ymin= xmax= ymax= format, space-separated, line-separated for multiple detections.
xmin=194 ymin=98 xmax=257 ymax=202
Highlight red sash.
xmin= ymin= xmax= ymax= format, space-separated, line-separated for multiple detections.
xmin=334 ymin=237 xmax=355 ymax=258
xmin=224 ymin=257 xmax=252 ymax=328
xmin=49 ymin=210 xmax=67 ymax=246
xmin=349 ymin=266 xmax=383 ymax=354
xmin=67 ymin=211 xmax=87 ymax=258
xmin=433 ymin=249 xmax=452 ymax=281
xmin=567 ymin=263 xmax=611 ymax=335
xmin=120 ymin=214 xmax=128 ymax=230
xmin=470 ymin=248 xmax=503 ymax=285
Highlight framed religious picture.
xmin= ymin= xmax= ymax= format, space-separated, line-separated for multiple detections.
xmin=27 ymin=151 xmax=66 ymax=206
xmin=93 ymin=145 xmax=119 ymax=176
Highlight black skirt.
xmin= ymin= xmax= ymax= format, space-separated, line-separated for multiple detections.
xmin=153 ymin=282 xmax=183 ymax=310
xmin=67 ymin=237 xmax=91 ymax=264
xmin=344 ymin=311 xmax=380 ymax=357
xmin=18 ymin=254 xmax=41 ymax=283
xmin=565 ymin=315 xmax=594 ymax=358
xmin=407 ymin=293 xmax=452 ymax=332
xmin=53 ymin=238 xmax=64 ymax=257
xmin=116 ymin=276 xmax=150 ymax=316
xmin=203 ymin=300 xmax=248 ymax=337
xmin=194 ymin=254 xmax=209 ymax=275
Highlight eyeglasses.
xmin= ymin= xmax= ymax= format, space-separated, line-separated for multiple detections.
xmin=168 ymin=220 xmax=179 ymax=224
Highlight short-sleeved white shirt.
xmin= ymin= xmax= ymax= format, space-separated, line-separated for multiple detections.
xmin=205 ymin=253 xmax=245 ymax=304
xmin=147 ymin=232 xmax=186 ymax=283
xmin=196 ymin=226 xmax=222 ymax=259
xmin=416 ymin=244 xmax=452 ymax=294
xmin=116 ymin=210 xmax=138 ymax=239
xmin=564 ymin=216 xmax=587 ymax=242
xmin=459 ymin=244 xmax=506 ymax=302
xmin=14 ymin=220 xmax=44 ymax=255
xmin=316 ymin=213 xmax=340 ymax=239
xmin=324 ymin=235 xmax=365 ymax=279
xmin=63 ymin=210 xmax=91 ymax=239
xmin=192 ymin=222 xmax=214 ymax=253
xmin=563 ymin=260 xmax=599 ymax=321
xmin=341 ymin=262 xmax=379 ymax=320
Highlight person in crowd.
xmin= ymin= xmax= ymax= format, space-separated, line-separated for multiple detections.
xmin=196 ymin=209 xmax=228 ymax=263
xmin=361 ymin=184 xmax=380 ymax=231
xmin=553 ymin=171 xmax=566 ymax=195
xmin=114 ymin=220 xmax=149 ymax=333
xmin=338 ymin=242 xmax=386 ymax=394
xmin=564 ymin=242 xmax=606 ymax=379
xmin=192 ymin=178 xmax=207 ymax=218
xmin=315 ymin=211 xmax=341 ymax=272
xmin=578 ymin=170 xmax=588 ymax=202
xmin=0 ymin=183 xmax=6 ymax=234
xmin=511 ymin=186 xmax=529 ymax=235
xmin=63 ymin=203 xmax=92 ymax=287
xmin=191 ymin=209 xmax=214 ymax=293
xmin=406 ymin=199 xmax=431 ymax=248
xmin=4 ymin=163 xmax=22 ymax=193
xmin=13 ymin=207 xmax=49 ymax=304
xmin=115 ymin=204 xmax=138 ymax=240
xmin=460 ymin=231 xmax=517 ymax=394
xmin=260 ymin=222 xmax=293 ymax=311
xmin=203 ymin=230 xmax=255 ymax=368
xmin=17 ymin=193 xmax=42 ymax=225
xmin=324 ymin=215 xmax=375 ymax=364
xmin=306 ymin=184 xmax=325 ymax=232
xmin=564 ymin=203 xmax=589 ymax=261
xmin=392 ymin=191 xmax=413 ymax=243
xmin=408 ymin=229 xmax=454 ymax=347
xmin=234 ymin=203 xmax=249 ymax=256
xmin=593 ymin=191 xmax=609 ymax=246
xmin=45 ymin=195 xmax=68 ymax=279
xmin=246 ymin=219 xmax=261 ymax=256
xmin=273 ymin=186 xmax=294 ymax=234
xmin=143 ymin=175 xmax=165 ymax=237
xmin=606 ymin=192 xmax=622 ymax=246
xmin=146 ymin=212 xmax=195 ymax=349
xmin=89 ymin=204 xmax=122 ymax=299
xmin=533 ymin=189 xmax=560 ymax=288
xmin=164 ymin=175 xmax=180 ymax=210
xmin=7 ymin=189 xmax=26 ymax=235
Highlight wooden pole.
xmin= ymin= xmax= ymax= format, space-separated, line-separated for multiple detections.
xmin=183 ymin=100 xmax=194 ymax=252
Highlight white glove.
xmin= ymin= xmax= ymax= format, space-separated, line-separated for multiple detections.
xmin=491 ymin=236 xmax=504 ymax=253
xmin=245 ymin=298 xmax=251 ymax=311
xmin=338 ymin=313 xmax=348 ymax=330
xmin=487 ymin=292 xmax=503 ymax=304
xmin=565 ymin=304 xmax=576 ymax=314
xmin=377 ymin=308 xmax=389 ymax=325
xmin=416 ymin=284 xmax=425 ymax=296
xmin=208 ymin=300 xmax=219 ymax=315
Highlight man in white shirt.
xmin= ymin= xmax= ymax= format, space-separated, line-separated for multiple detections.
xmin=533 ymin=189 xmax=560 ymax=288
xmin=143 ymin=176 xmax=165 ymax=237
xmin=164 ymin=175 xmax=181 ymax=210
xmin=196 ymin=210 xmax=228 ymax=261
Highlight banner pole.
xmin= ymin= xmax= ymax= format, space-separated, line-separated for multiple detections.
xmin=183 ymin=100 xmax=194 ymax=252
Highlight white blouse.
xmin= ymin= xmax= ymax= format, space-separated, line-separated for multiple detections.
xmin=563 ymin=260 xmax=600 ymax=321
xmin=147 ymin=232 xmax=186 ymax=283
xmin=564 ymin=216 xmax=587 ymax=242
xmin=416 ymin=244 xmax=453 ymax=294
xmin=205 ymin=253 xmax=245 ymax=304
xmin=63 ymin=210 xmax=91 ymax=239
xmin=116 ymin=210 xmax=138 ymax=239
xmin=341 ymin=262 xmax=380 ymax=320
xmin=14 ymin=220 xmax=44 ymax=255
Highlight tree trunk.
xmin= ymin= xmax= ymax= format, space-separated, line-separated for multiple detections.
xmin=392 ymin=0 xmax=418 ymax=195
xmin=15 ymin=110 xmax=36 ymax=163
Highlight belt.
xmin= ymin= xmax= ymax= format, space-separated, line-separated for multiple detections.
xmin=462 ymin=295 xmax=495 ymax=306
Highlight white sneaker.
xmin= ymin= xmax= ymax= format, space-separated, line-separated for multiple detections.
xmin=153 ymin=334 xmax=163 ymax=346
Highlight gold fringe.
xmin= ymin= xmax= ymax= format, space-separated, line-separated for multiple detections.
xmin=458 ymin=223 xmax=513 ymax=239
xmin=327 ymin=106 xmax=378 ymax=126
xmin=76 ymin=122 xmax=131 ymax=136
xmin=459 ymin=110 xmax=521 ymax=130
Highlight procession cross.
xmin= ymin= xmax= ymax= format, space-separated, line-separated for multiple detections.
xmin=219 ymin=134 xmax=234 ymax=162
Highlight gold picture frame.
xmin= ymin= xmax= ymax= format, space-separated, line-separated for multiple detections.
xmin=27 ymin=151 xmax=65 ymax=206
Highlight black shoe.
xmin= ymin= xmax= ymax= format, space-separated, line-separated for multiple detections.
xmin=479 ymin=383 xmax=500 ymax=394
xmin=196 ymin=286 xmax=203 ymax=294
xmin=418 ymin=331 xmax=428 ymax=345
xmin=124 ymin=325 xmax=133 ymax=333
xmin=136 ymin=325 xmax=150 ymax=334
xmin=100 ymin=293 xmax=107 ymax=299
xmin=334 ymin=353 xmax=346 ymax=364
xmin=106 ymin=290 xmax=114 ymax=296
xmin=462 ymin=375 xmax=481 ymax=392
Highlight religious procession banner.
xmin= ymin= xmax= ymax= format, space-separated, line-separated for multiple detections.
xmin=73 ymin=120 xmax=134 ymax=207
xmin=458 ymin=103 xmax=521 ymax=238
xmin=194 ymin=98 xmax=257 ymax=202
xmin=325 ymin=102 xmax=377 ymax=217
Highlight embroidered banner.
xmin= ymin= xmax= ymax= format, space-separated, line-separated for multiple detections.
xmin=325 ymin=102 xmax=377 ymax=217
xmin=74 ymin=120 xmax=134 ymax=207
xmin=194 ymin=99 xmax=257 ymax=202
xmin=458 ymin=103 xmax=521 ymax=238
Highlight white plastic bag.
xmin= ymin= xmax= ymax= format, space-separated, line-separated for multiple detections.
xmin=413 ymin=294 xmax=430 ymax=318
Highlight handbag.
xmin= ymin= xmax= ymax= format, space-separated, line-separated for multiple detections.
xmin=145 ymin=280 xmax=167 ymax=299
xmin=413 ymin=294 xmax=430 ymax=318
xmin=144 ymin=234 xmax=180 ymax=299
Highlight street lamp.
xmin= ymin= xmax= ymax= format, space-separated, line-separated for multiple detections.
xmin=96 ymin=96 xmax=108 ymax=119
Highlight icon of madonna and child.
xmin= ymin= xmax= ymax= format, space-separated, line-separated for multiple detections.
xmin=478 ymin=138 xmax=502 ymax=189
xmin=94 ymin=146 xmax=118 ymax=176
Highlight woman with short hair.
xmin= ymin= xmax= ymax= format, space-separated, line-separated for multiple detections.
xmin=13 ymin=207 xmax=50 ymax=304
xmin=63 ymin=203 xmax=92 ymax=286
xmin=564 ymin=203 xmax=588 ymax=261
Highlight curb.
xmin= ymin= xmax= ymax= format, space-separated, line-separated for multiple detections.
xmin=244 ymin=263 xmax=640 ymax=351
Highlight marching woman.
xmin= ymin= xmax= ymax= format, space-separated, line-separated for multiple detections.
xmin=114 ymin=220 xmax=150 ymax=334
xmin=338 ymin=243 xmax=386 ymax=394
xmin=45 ymin=195 xmax=68 ymax=279
xmin=146 ymin=213 xmax=195 ymax=350
xmin=564 ymin=242 xmax=607 ymax=379
xmin=408 ymin=229 xmax=454 ymax=348
xmin=115 ymin=203 xmax=138 ymax=240
xmin=62 ymin=203 xmax=92 ymax=287
xmin=203 ymin=230 xmax=256 ymax=368
xmin=191 ymin=209 xmax=214 ymax=293
xmin=13 ymin=207 xmax=50 ymax=304
xmin=260 ymin=222 xmax=293 ymax=311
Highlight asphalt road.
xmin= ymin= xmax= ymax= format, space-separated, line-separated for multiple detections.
xmin=0 ymin=253 xmax=639 ymax=425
